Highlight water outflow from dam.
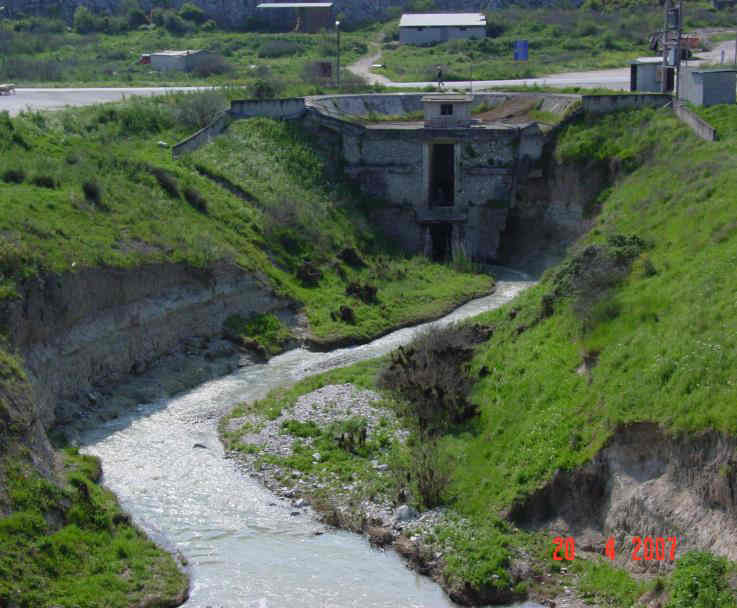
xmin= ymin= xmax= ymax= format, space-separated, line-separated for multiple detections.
xmin=78 ymin=270 xmax=543 ymax=608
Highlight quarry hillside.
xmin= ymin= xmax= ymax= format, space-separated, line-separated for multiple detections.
xmin=4 ymin=0 xmax=580 ymax=28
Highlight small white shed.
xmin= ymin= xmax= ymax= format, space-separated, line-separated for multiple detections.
xmin=399 ymin=13 xmax=486 ymax=45
xmin=150 ymin=50 xmax=208 ymax=72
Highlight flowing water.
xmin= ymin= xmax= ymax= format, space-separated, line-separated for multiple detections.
xmin=78 ymin=270 xmax=544 ymax=608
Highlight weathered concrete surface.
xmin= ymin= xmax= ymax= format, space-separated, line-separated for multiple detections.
xmin=1 ymin=263 xmax=293 ymax=428
xmin=674 ymin=100 xmax=717 ymax=141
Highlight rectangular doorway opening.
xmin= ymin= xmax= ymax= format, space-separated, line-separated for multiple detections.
xmin=430 ymin=222 xmax=452 ymax=261
xmin=430 ymin=143 xmax=454 ymax=207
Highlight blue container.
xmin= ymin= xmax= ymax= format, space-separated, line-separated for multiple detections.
xmin=514 ymin=40 xmax=529 ymax=61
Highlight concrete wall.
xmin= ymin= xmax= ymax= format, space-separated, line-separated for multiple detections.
xmin=151 ymin=54 xmax=188 ymax=72
xmin=230 ymin=98 xmax=306 ymax=120
xmin=172 ymin=112 xmax=231 ymax=157
xmin=581 ymin=94 xmax=672 ymax=113
xmin=424 ymin=102 xmax=472 ymax=127
xmin=151 ymin=51 xmax=209 ymax=72
xmin=399 ymin=25 xmax=485 ymax=44
xmin=679 ymin=69 xmax=704 ymax=106
xmin=673 ymin=101 xmax=717 ymax=141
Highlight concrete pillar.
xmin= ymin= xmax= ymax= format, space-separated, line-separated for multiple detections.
xmin=423 ymin=225 xmax=432 ymax=258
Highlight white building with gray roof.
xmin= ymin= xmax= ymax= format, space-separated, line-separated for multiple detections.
xmin=399 ymin=13 xmax=487 ymax=45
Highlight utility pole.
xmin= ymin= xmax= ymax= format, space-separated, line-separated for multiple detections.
xmin=335 ymin=20 xmax=341 ymax=90
xmin=661 ymin=0 xmax=682 ymax=96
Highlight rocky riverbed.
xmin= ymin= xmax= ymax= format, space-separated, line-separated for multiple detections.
xmin=221 ymin=382 xmax=591 ymax=607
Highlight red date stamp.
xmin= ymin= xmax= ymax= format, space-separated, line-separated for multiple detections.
xmin=552 ymin=536 xmax=678 ymax=561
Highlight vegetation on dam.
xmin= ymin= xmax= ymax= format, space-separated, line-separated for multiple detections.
xmin=224 ymin=106 xmax=737 ymax=606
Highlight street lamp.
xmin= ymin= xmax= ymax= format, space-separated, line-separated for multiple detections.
xmin=335 ymin=20 xmax=341 ymax=90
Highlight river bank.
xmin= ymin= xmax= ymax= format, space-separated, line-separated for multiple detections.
xmin=53 ymin=280 xmax=531 ymax=608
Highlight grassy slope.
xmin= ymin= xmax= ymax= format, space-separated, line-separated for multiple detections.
xmin=224 ymin=106 xmax=737 ymax=606
xmin=0 ymin=23 xmax=372 ymax=90
xmin=436 ymin=107 xmax=737 ymax=603
xmin=0 ymin=353 xmax=187 ymax=608
xmin=0 ymin=98 xmax=491 ymax=341
xmin=186 ymin=119 xmax=492 ymax=344
xmin=377 ymin=6 xmax=736 ymax=83
xmin=1 ymin=448 xmax=187 ymax=608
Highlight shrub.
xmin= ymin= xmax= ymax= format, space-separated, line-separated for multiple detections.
xmin=179 ymin=1 xmax=206 ymax=24
xmin=2 ymin=169 xmax=25 ymax=184
xmin=379 ymin=323 xmax=492 ymax=436
xmin=248 ymin=78 xmax=283 ymax=99
xmin=127 ymin=8 xmax=148 ymax=28
xmin=409 ymin=438 xmax=453 ymax=509
xmin=73 ymin=6 xmax=99 ymax=34
xmin=31 ymin=175 xmax=58 ymax=189
xmin=116 ymin=99 xmax=175 ymax=135
xmin=149 ymin=167 xmax=180 ymax=198
xmin=183 ymin=186 xmax=208 ymax=213
xmin=192 ymin=54 xmax=232 ymax=77
xmin=163 ymin=12 xmax=191 ymax=35
xmin=82 ymin=181 xmax=102 ymax=205
xmin=174 ymin=90 xmax=227 ymax=129
xmin=667 ymin=551 xmax=737 ymax=608
xmin=258 ymin=39 xmax=301 ymax=58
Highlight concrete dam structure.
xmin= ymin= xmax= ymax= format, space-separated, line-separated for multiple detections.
xmin=179 ymin=92 xmax=671 ymax=265
xmin=301 ymin=92 xmax=581 ymax=263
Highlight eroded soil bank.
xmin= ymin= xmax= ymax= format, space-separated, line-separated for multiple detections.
xmin=512 ymin=422 xmax=737 ymax=573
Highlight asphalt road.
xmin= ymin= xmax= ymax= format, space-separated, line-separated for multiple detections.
xmin=1 ymin=86 xmax=209 ymax=116
xmin=1 ymin=39 xmax=733 ymax=115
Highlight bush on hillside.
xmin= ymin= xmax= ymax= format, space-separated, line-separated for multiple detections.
xmin=150 ymin=167 xmax=180 ymax=198
xmin=258 ymin=39 xmax=301 ymax=58
xmin=73 ymin=6 xmax=99 ymax=34
xmin=552 ymin=235 xmax=647 ymax=329
xmin=2 ymin=169 xmax=25 ymax=184
xmin=179 ymin=2 xmax=206 ymax=24
xmin=379 ymin=323 xmax=492 ymax=437
xmin=248 ymin=78 xmax=284 ymax=99
xmin=183 ymin=186 xmax=208 ymax=213
xmin=163 ymin=12 xmax=192 ymax=35
xmin=82 ymin=180 xmax=102 ymax=205
xmin=31 ymin=175 xmax=58 ymax=189
xmin=192 ymin=54 xmax=232 ymax=77
xmin=174 ymin=90 xmax=227 ymax=129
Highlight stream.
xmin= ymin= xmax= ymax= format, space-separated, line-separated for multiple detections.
xmin=76 ymin=270 xmax=544 ymax=608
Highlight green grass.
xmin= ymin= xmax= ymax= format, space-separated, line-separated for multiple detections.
xmin=223 ymin=313 xmax=292 ymax=356
xmin=692 ymin=103 xmax=737 ymax=139
xmin=667 ymin=551 xmax=737 ymax=608
xmin=0 ymin=449 xmax=187 ymax=608
xmin=0 ymin=97 xmax=491 ymax=344
xmin=0 ymin=20 xmax=370 ymax=92
xmin=186 ymin=118 xmax=493 ymax=344
xmin=574 ymin=558 xmax=654 ymax=607
xmin=377 ymin=7 xmax=736 ymax=83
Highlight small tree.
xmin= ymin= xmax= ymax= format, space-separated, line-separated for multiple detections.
xmin=73 ymin=6 xmax=98 ymax=34
xmin=179 ymin=2 xmax=206 ymax=24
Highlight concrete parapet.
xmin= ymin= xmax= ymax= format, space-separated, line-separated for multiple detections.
xmin=673 ymin=100 xmax=717 ymax=141
xmin=582 ymin=93 xmax=672 ymax=114
xmin=171 ymin=111 xmax=231 ymax=157
xmin=230 ymin=98 xmax=306 ymax=120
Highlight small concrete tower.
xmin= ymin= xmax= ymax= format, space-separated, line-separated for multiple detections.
xmin=422 ymin=94 xmax=474 ymax=129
